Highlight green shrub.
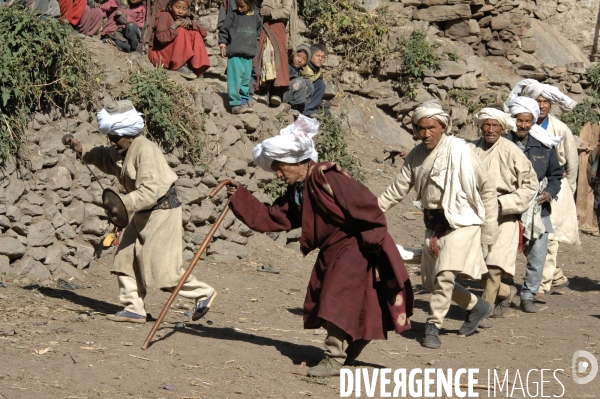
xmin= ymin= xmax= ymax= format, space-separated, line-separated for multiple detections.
xmin=259 ymin=179 xmax=288 ymax=200
xmin=560 ymin=98 xmax=600 ymax=135
xmin=0 ymin=7 xmax=100 ymax=164
xmin=586 ymin=64 xmax=600 ymax=92
xmin=399 ymin=29 xmax=441 ymax=98
xmin=301 ymin=0 xmax=391 ymax=72
xmin=315 ymin=112 xmax=364 ymax=182
xmin=127 ymin=68 xmax=205 ymax=164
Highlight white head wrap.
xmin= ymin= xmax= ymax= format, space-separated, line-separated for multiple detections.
xmin=506 ymin=79 xmax=577 ymax=113
xmin=97 ymin=108 xmax=145 ymax=136
xmin=473 ymin=107 xmax=517 ymax=133
xmin=411 ymin=100 xmax=453 ymax=136
xmin=252 ymin=115 xmax=320 ymax=172
xmin=505 ymin=96 xmax=563 ymax=148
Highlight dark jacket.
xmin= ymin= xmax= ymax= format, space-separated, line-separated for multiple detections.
xmin=587 ymin=146 xmax=600 ymax=187
xmin=288 ymin=63 xmax=301 ymax=79
xmin=218 ymin=8 xmax=262 ymax=58
xmin=507 ymin=131 xmax=564 ymax=217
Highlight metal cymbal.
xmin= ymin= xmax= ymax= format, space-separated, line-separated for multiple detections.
xmin=102 ymin=188 xmax=129 ymax=228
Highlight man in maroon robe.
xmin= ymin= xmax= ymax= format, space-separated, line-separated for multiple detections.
xmin=224 ymin=116 xmax=413 ymax=377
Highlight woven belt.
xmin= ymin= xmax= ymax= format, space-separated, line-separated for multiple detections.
xmin=147 ymin=184 xmax=181 ymax=212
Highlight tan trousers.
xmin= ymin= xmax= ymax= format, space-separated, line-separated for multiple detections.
xmin=118 ymin=274 xmax=214 ymax=316
xmin=480 ymin=266 xmax=511 ymax=307
xmin=427 ymin=271 xmax=478 ymax=328
xmin=323 ymin=321 xmax=370 ymax=364
xmin=540 ymin=239 xmax=567 ymax=293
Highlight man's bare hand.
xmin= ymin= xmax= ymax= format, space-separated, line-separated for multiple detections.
xmin=63 ymin=135 xmax=82 ymax=155
xmin=537 ymin=191 xmax=551 ymax=205
xmin=220 ymin=45 xmax=227 ymax=58
xmin=226 ymin=180 xmax=240 ymax=197
xmin=260 ymin=7 xmax=271 ymax=16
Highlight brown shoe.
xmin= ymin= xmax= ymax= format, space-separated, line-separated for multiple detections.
xmin=549 ymin=279 xmax=570 ymax=294
xmin=533 ymin=292 xmax=547 ymax=304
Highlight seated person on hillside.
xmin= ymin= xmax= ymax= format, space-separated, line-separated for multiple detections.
xmin=148 ymin=0 xmax=211 ymax=80
xmin=99 ymin=0 xmax=146 ymax=52
xmin=282 ymin=44 xmax=313 ymax=116
xmin=301 ymin=43 xmax=329 ymax=118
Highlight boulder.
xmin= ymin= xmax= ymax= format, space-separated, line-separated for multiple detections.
xmin=415 ymin=4 xmax=471 ymax=22
xmin=81 ymin=218 xmax=109 ymax=236
xmin=28 ymin=220 xmax=56 ymax=247
xmin=0 ymin=215 xmax=9 ymax=229
xmin=178 ymin=184 xmax=210 ymax=205
xmin=6 ymin=206 xmax=21 ymax=222
xmin=451 ymin=106 xmax=469 ymax=125
xmin=63 ymin=199 xmax=85 ymax=225
xmin=207 ymin=239 xmax=248 ymax=259
xmin=454 ymin=73 xmax=478 ymax=89
xmin=238 ymin=114 xmax=260 ymax=133
xmin=0 ymin=237 xmax=26 ymax=259
xmin=530 ymin=19 xmax=588 ymax=66
xmin=424 ymin=60 xmax=468 ymax=78
xmin=84 ymin=203 xmax=106 ymax=218
xmin=45 ymin=166 xmax=72 ymax=191
xmin=0 ymin=174 xmax=25 ymax=205
xmin=490 ymin=13 xmax=511 ymax=31
xmin=466 ymin=56 xmax=484 ymax=76
xmin=26 ymin=246 xmax=47 ymax=262
xmin=12 ymin=256 xmax=51 ymax=279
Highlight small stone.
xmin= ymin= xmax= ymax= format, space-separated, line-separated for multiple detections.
xmin=0 ymin=237 xmax=26 ymax=259
xmin=28 ymin=220 xmax=56 ymax=247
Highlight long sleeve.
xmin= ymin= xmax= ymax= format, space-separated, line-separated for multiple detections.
xmin=154 ymin=12 xmax=178 ymax=44
xmin=218 ymin=11 xmax=234 ymax=45
xmin=561 ymin=124 xmax=579 ymax=192
xmin=498 ymin=149 xmax=538 ymax=215
xmin=229 ymin=185 xmax=300 ymax=232
xmin=378 ymin=152 xmax=414 ymax=213
xmin=544 ymin=149 xmax=565 ymax=199
xmin=267 ymin=0 xmax=292 ymax=21
xmin=326 ymin=171 xmax=387 ymax=251
xmin=471 ymin=150 xmax=498 ymax=245
xmin=81 ymin=144 xmax=121 ymax=177
xmin=256 ymin=12 xmax=263 ymax=40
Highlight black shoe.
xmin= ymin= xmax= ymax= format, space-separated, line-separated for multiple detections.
xmin=459 ymin=297 xmax=492 ymax=336
xmin=422 ymin=322 xmax=441 ymax=349
xmin=191 ymin=291 xmax=218 ymax=321
xmin=520 ymin=299 xmax=538 ymax=313
xmin=493 ymin=285 xmax=517 ymax=317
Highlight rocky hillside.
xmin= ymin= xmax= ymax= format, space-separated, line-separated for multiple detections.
xmin=0 ymin=0 xmax=598 ymax=283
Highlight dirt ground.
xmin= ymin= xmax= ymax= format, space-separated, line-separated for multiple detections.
xmin=1 ymin=130 xmax=599 ymax=399
xmin=1 ymin=38 xmax=599 ymax=398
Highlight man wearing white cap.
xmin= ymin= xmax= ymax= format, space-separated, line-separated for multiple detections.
xmin=507 ymin=79 xmax=578 ymax=300
xmin=471 ymin=106 xmax=538 ymax=325
xmin=226 ymin=115 xmax=413 ymax=377
xmin=504 ymin=96 xmax=564 ymax=314
xmin=378 ymin=101 xmax=498 ymax=349
xmin=64 ymin=100 xmax=216 ymax=324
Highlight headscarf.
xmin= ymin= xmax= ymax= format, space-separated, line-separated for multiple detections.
xmin=411 ymin=100 xmax=453 ymax=136
xmin=473 ymin=107 xmax=517 ymax=133
xmin=97 ymin=108 xmax=145 ymax=137
xmin=506 ymin=79 xmax=577 ymax=113
xmin=252 ymin=115 xmax=320 ymax=172
xmin=505 ymin=96 xmax=563 ymax=148
xmin=296 ymin=44 xmax=311 ymax=61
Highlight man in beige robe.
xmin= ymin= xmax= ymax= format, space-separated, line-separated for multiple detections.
xmin=64 ymin=100 xmax=216 ymax=324
xmin=378 ymin=101 xmax=498 ymax=349
xmin=471 ymin=107 xmax=538 ymax=325
xmin=507 ymin=79 xmax=578 ymax=302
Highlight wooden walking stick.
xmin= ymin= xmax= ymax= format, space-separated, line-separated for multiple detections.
xmin=141 ymin=179 xmax=233 ymax=350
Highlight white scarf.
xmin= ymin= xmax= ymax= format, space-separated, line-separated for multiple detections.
xmin=252 ymin=115 xmax=320 ymax=172
xmin=507 ymin=79 xmax=577 ymax=113
xmin=473 ymin=107 xmax=517 ymax=133
xmin=97 ymin=108 xmax=145 ymax=136
xmin=505 ymin=96 xmax=563 ymax=148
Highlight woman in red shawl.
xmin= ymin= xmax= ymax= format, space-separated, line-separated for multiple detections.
xmin=148 ymin=0 xmax=211 ymax=80
xmin=224 ymin=116 xmax=413 ymax=377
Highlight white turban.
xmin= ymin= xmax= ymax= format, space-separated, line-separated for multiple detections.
xmin=473 ymin=107 xmax=517 ymax=133
xmin=411 ymin=100 xmax=453 ymax=136
xmin=97 ymin=108 xmax=145 ymax=136
xmin=252 ymin=115 xmax=320 ymax=172
xmin=506 ymin=79 xmax=577 ymax=113
xmin=506 ymin=96 xmax=563 ymax=148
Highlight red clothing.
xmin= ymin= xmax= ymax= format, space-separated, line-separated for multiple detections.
xmin=148 ymin=12 xmax=210 ymax=76
xmin=59 ymin=0 xmax=86 ymax=25
xmin=101 ymin=0 xmax=146 ymax=37
xmin=77 ymin=6 xmax=104 ymax=36
xmin=254 ymin=20 xmax=290 ymax=90
xmin=229 ymin=163 xmax=413 ymax=341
